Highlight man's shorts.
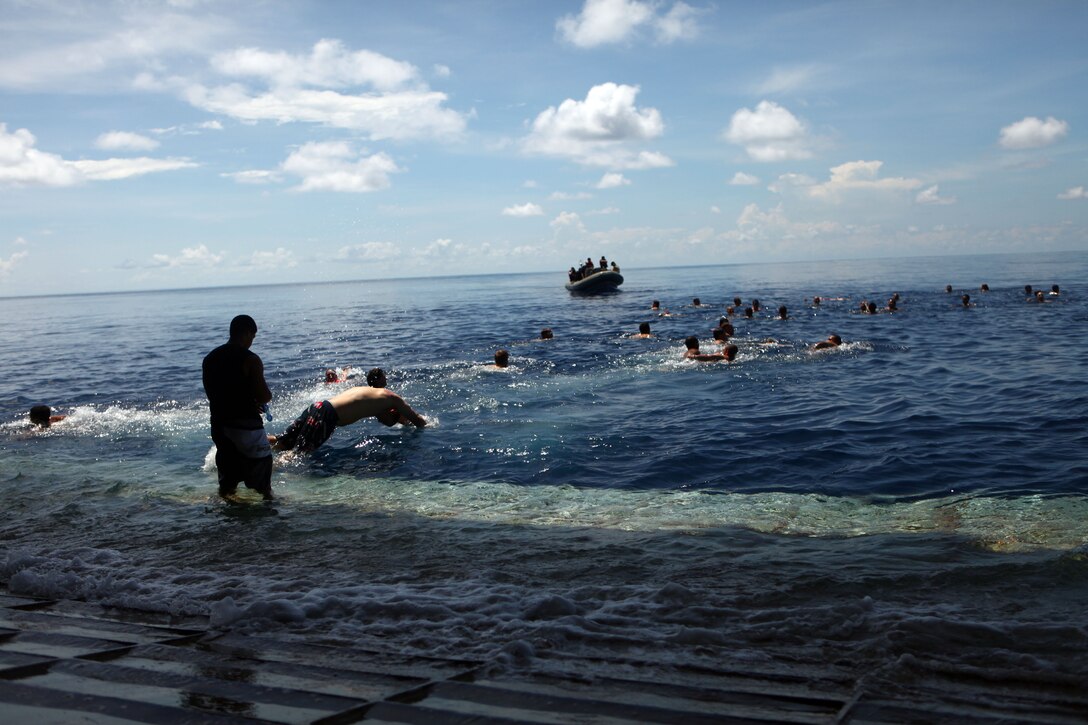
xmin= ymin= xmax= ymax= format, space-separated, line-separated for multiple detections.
xmin=211 ymin=425 xmax=272 ymax=497
xmin=275 ymin=400 xmax=340 ymax=453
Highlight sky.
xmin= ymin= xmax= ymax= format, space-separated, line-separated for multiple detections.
xmin=1 ymin=0 xmax=1087 ymax=296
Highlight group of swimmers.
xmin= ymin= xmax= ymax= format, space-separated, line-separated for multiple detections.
xmin=569 ymin=256 xmax=620 ymax=282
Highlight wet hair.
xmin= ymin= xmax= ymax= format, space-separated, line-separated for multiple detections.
xmin=366 ymin=368 xmax=386 ymax=387
xmin=778 ymin=305 xmax=787 ymax=319
xmin=651 ymin=300 xmax=660 ymax=309
xmin=733 ymin=297 xmax=742 ymax=307
xmin=866 ymin=302 xmax=877 ymax=314
xmin=1024 ymin=285 xmax=1033 ymax=295
xmin=692 ymin=298 xmax=701 ymax=306
xmin=1051 ymin=284 xmax=1060 ymax=294
xmin=744 ymin=307 xmax=753 ymax=318
xmin=981 ymin=283 xmax=990 ymax=292
xmin=751 ymin=299 xmax=761 ymax=311
xmin=712 ymin=327 xmax=725 ymax=341
xmin=324 ymin=369 xmax=338 ymax=383
xmin=29 ymin=405 xmax=51 ymax=426
xmin=723 ymin=344 xmax=738 ymax=361
xmin=638 ymin=322 xmax=650 ymax=334
xmin=540 ymin=328 xmax=553 ymax=339
xmin=962 ymin=294 xmax=970 ymax=306
xmin=945 ymin=285 xmax=953 ymax=293
xmin=829 ymin=334 xmax=842 ymax=345
xmin=494 ymin=349 xmax=509 ymax=366
xmin=229 ymin=314 xmax=257 ymax=338
xmin=684 ymin=336 xmax=699 ymax=350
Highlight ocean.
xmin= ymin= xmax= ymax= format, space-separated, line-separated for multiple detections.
xmin=2 ymin=252 xmax=1086 ymax=698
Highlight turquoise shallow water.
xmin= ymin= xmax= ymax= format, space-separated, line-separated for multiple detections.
xmin=1 ymin=252 xmax=1086 ymax=688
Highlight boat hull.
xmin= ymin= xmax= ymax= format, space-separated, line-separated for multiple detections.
xmin=565 ymin=271 xmax=624 ymax=294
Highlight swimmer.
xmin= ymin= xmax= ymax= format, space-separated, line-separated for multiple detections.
xmin=1034 ymin=290 xmax=1046 ymax=303
xmin=751 ymin=299 xmax=761 ymax=312
xmin=651 ymin=300 xmax=660 ymax=311
xmin=631 ymin=322 xmax=653 ymax=339
xmin=712 ymin=327 xmax=729 ymax=343
xmin=29 ymin=405 xmax=66 ymax=428
xmin=961 ymin=294 xmax=972 ymax=307
xmin=683 ymin=336 xmax=725 ymax=362
xmin=725 ymin=306 xmax=735 ymax=316
xmin=1024 ymin=285 xmax=1033 ymax=296
xmin=324 ymin=366 xmax=352 ymax=384
xmin=366 ymin=368 xmax=387 ymax=388
xmin=980 ymin=283 xmax=990 ymax=292
xmin=1050 ymin=284 xmax=1060 ymax=296
xmin=493 ymin=349 xmax=510 ymax=368
xmin=945 ymin=285 xmax=953 ymax=293
xmin=717 ymin=318 xmax=735 ymax=336
xmin=778 ymin=305 xmax=788 ymax=320
xmin=887 ymin=297 xmax=898 ymax=312
xmin=733 ymin=297 xmax=742 ymax=308
xmin=722 ymin=343 xmax=738 ymax=362
xmin=539 ymin=328 xmax=553 ymax=340
xmin=812 ymin=334 xmax=843 ymax=350
xmin=813 ymin=296 xmax=822 ymax=306
xmin=271 ymin=386 xmax=426 ymax=454
xmin=866 ymin=301 xmax=878 ymax=314
xmin=744 ymin=307 xmax=754 ymax=319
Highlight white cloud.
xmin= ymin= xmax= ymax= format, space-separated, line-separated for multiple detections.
xmin=334 ymin=242 xmax=399 ymax=262
xmin=551 ymin=211 xmax=585 ymax=230
xmin=149 ymin=244 xmax=223 ymax=268
xmin=596 ymin=172 xmax=631 ymax=189
xmin=221 ymin=169 xmax=283 ymax=185
xmin=95 ymin=131 xmax=160 ymax=152
xmin=728 ymin=202 xmax=842 ymax=242
xmin=1058 ymin=186 xmax=1087 ymax=200
xmin=557 ymin=0 xmax=701 ymax=48
xmin=523 ymin=83 xmax=673 ymax=169
xmin=729 ymin=171 xmax=760 ymax=186
xmin=281 ymin=141 xmax=400 ymax=193
xmin=724 ymin=101 xmax=812 ymax=162
xmin=999 ymin=116 xmax=1069 ymax=150
xmin=767 ymin=172 xmax=816 ymax=193
xmin=433 ymin=64 xmax=451 ymax=78
xmin=199 ymin=120 xmax=223 ymax=131
xmin=0 ymin=250 xmax=30 ymax=277
xmin=185 ymin=40 xmax=467 ymax=141
xmin=1 ymin=123 xmax=195 ymax=186
xmin=587 ymin=206 xmax=620 ymax=215
xmin=755 ymin=64 xmax=827 ymax=95
xmin=502 ymin=202 xmax=545 ymax=217
xmin=807 ymin=160 xmax=922 ymax=202
xmin=915 ymin=185 xmax=956 ymax=205
xmin=70 ymin=157 xmax=198 ymax=181
xmin=710 ymin=205 xmax=721 ymax=214
xmin=549 ymin=191 xmax=593 ymax=200
xmin=249 ymin=247 xmax=296 ymax=270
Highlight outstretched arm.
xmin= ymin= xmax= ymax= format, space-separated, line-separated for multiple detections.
xmin=391 ymin=394 xmax=427 ymax=427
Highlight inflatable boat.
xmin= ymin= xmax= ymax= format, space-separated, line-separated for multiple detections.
xmin=565 ymin=270 xmax=624 ymax=294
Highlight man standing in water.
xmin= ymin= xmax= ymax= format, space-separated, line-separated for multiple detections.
xmin=202 ymin=314 xmax=274 ymax=500
xmin=272 ymin=386 xmax=427 ymax=454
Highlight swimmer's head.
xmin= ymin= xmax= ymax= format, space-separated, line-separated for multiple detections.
xmin=29 ymin=405 xmax=52 ymax=427
xmin=229 ymin=314 xmax=257 ymax=339
xmin=324 ymin=369 xmax=338 ymax=383
xmin=693 ymin=298 xmax=701 ymax=306
xmin=366 ymin=368 xmax=386 ymax=388
xmin=733 ymin=297 xmax=742 ymax=307
xmin=638 ymin=321 xmax=650 ymax=335
xmin=829 ymin=334 xmax=842 ymax=346
xmin=778 ymin=305 xmax=787 ymax=319
xmin=540 ymin=328 xmax=553 ymax=340
xmin=723 ymin=344 xmax=738 ymax=361
xmin=684 ymin=336 xmax=699 ymax=350
xmin=494 ymin=349 xmax=509 ymax=368
xmin=651 ymin=300 xmax=660 ymax=309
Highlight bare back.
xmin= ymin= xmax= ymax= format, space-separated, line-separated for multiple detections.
xmin=327 ymin=387 xmax=426 ymax=427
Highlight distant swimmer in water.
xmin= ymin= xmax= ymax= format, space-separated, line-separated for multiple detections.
xmin=1024 ymin=284 xmax=1033 ymax=296
xmin=492 ymin=349 xmax=510 ymax=368
xmin=631 ymin=322 xmax=653 ymax=339
xmin=271 ymin=387 xmax=426 ymax=454
xmin=324 ymin=366 xmax=352 ymax=384
xmin=1033 ymin=290 xmax=1046 ymax=303
xmin=813 ymin=296 xmax=821 ymax=306
xmin=866 ymin=301 xmax=878 ymax=314
xmin=733 ymin=297 xmax=742 ymax=308
xmin=366 ymin=367 xmax=387 ymax=388
xmin=751 ymin=299 xmax=761 ymax=312
xmin=712 ymin=327 xmax=729 ymax=344
xmin=539 ymin=328 xmax=553 ymax=340
xmin=778 ymin=305 xmax=788 ymax=320
xmin=945 ymin=285 xmax=953 ymax=293
xmin=683 ymin=336 xmax=725 ymax=362
xmin=812 ymin=334 xmax=843 ymax=350
xmin=961 ymin=294 xmax=972 ymax=307
xmin=29 ymin=405 xmax=66 ymax=428
xmin=651 ymin=300 xmax=660 ymax=310
xmin=692 ymin=297 xmax=704 ymax=307
xmin=744 ymin=306 xmax=754 ymax=319
xmin=887 ymin=296 xmax=898 ymax=312
xmin=1050 ymin=284 xmax=1060 ymax=296
xmin=722 ymin=343 xmax=738 ymax=362
xmin=980 ymin=283 xmax=990 ymax=292
xmin=718 ymin=318 xmax=735 ymax=336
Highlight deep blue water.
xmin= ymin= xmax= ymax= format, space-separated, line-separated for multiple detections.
xmin=1 ymin=252 xmax=1086 ymax=688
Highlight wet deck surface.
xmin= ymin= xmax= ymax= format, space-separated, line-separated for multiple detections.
xmin=1 ymin=591 xmax=1085 ymax=723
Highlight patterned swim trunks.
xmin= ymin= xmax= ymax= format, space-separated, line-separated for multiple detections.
xmin=275 ymin=400 xmax=340 ymax=453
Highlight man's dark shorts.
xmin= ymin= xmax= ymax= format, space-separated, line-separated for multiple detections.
xmin=211 ymin=426 xmax=273 ymax=497
xmin=276 ymin=400 xmax=340 ymax=453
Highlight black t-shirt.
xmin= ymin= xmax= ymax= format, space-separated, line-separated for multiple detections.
xmin=202 ymin=342 xmax=262 ymax=428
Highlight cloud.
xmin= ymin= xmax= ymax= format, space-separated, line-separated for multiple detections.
xmin=0 ymin=124 xmax=195 ymax=186
xmin=185 ymin=40 xmax=467 ymax=141
xmin=1058 ymin=186 xmax=1087 ymax=200
xmin=334 ymin=242 xmax=399 ymax=262
xmin=70 ymin=157 xmax=198 ymax=181
xmin=94 ymin=131 xmax=160 ymax=152
xmin=755 ymin=64 xmax=828 ymax=95
xmin=596 ymin=172 xmax=631 ymax=188
xmin=551 ymin=211 xmax=585 ymax=230
xmin=281 ymin=141 xmax=400 ymax=193
xmin=433 ymin=64 xmax=451 ymax=78
xmin=807 ymin=160 xmax=922 ymax=201
xmin=221 ymin=169 xmax=284 ymax=185
xmin=523 ymin=83 xmax=673 ymax=169
xmin=549 ymin=191 xmax=593 ymax=200
xmin=724 ymin=101 xmax=812 ymax=162
xmin=0 ymin=250 xmax=29 ymax=277
xmin=557 ymin=0 xmax=702 ymax=48
xmin=767 ymin=172 xmax=816 ymax=193
xmin=915 ymin=185 xmax=956 ymax=205
xmin=999 ymin=116 xmax=1069 ymax=150
xmin=729 ymin=171 xmax=760 ymax=186
xmin=588 ymin=206 xmax=619 ymax=215
xmin=149 ymin=244 xmax=223 ymax=268
xmin=502 ymin=202 xmax=545 ymax=217
xmin=249 ymin=247 xmax=296 ymax=270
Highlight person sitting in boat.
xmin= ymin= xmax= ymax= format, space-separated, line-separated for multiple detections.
xmin=568 ymin=266 xmax=579 ymax=282
xmin=683 ymin=336 xmax=725 ymax=362
xmin=599 ymin=256 xmax=608 ymax=269
xmin=611 ymin=261 xmax=620 ymax=273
